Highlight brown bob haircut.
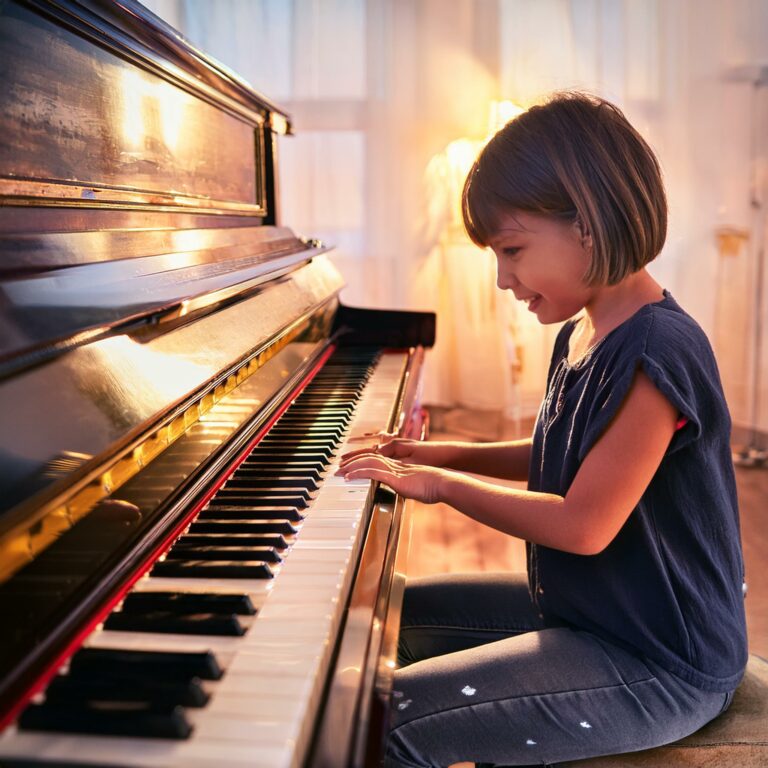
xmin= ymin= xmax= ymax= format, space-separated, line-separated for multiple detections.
xmin=462 ymin=92 xmax=667 ymax=285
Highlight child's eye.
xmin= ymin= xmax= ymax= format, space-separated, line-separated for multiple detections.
xmin=503 ymin=247 xmax=521 ymax=257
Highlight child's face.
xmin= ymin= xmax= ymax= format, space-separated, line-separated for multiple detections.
xmin=488 ymin=210 xmax=594 ymax=324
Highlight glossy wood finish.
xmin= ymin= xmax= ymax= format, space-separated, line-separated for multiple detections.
xmin=0 ymin=0 xmax=274 ymax=215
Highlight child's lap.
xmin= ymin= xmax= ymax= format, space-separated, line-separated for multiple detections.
xmin=389 ymin=573 xmax=730 ymax=767
xmin=398 ymin=571 xmax=544 ymax=664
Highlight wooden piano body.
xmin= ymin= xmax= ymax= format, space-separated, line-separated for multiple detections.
xmin=0 ymin=1 xmax=434 ymax=765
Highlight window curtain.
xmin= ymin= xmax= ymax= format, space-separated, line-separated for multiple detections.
xmin=141 ymin=0 xmax=768 ymax=433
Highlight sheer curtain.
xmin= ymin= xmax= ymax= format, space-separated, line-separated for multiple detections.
xmin=141 ymin=0 xmax=768 ymax=433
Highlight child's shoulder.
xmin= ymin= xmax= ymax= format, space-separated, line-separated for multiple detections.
xmin=634 ymin=293 xmax=714 ymax=360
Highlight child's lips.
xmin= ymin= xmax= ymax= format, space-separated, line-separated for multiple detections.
xmin=523 ymin=294 xmax=542 ymax=311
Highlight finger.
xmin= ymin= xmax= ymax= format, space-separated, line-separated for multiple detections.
xmin=337 ymin=454 xmax=375 ymax=473
xmin=337 ymin=454 xmax=402 ymax=475
xmin=343 ymin=468 xmax=396 ymax=486
xmin=339 ymin=446 xmax=377 ymax=463
xmin=339 ymin=442 xmax=400 ymax=466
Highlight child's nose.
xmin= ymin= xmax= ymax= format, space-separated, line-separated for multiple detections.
xmin=497 ymin=269 xmax=519 ymax=291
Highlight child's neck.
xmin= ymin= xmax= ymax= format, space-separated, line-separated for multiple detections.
xmin=581 ymin=269 xmax=664 ymax=342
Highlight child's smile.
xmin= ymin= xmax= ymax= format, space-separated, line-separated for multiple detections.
xmin=488 ymin=210 xmax=594 ymax=324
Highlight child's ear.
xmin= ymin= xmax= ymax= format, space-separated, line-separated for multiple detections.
xmin=574 ymin=216 xmax=593 ymax=252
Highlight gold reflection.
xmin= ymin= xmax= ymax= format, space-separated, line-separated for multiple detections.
xmin=95 ymin=335 xmax=209 ymax=405
xmin=121 ymin=69 xmax=188 ymax=154
xmin=121 ymin=69 xmax=146 ymax=149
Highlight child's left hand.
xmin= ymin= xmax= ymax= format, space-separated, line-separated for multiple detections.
xmin=335 ymin=452 xmax=448 ymax=504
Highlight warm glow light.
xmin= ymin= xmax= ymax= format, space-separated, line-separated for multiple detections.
xmin=121 ymin=69 xmax=188 ymax=153
xmin=121 ymin=69 xmax=146 ymax=149
xmin=488 ymin=99 xmax=526 ymax=136
xmin=444 ymin=138 xmax=479 ymax=178
xmin=158 ymin=87 xmax=187 ymax=152
xmin=95 ymin=336 xmax=209 ymax=404
xmin=270 ymin=113 xmax=289 ymax=135
xmin=425 ymin=99 xmax=528 ymax=241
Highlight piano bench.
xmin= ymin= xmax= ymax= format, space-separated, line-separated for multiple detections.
xmin=562 ymin=653 xmax=768 ymax=767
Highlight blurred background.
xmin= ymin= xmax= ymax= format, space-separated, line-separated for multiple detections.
xmin=143 ymin=0 xmax=768 ymax=454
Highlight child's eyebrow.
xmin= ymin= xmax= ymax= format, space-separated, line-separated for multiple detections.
xmin=494 ymin=217 xmax=531 ymax=234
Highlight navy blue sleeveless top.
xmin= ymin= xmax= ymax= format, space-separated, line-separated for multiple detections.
xmin=527 ymin=291 xmax=747 ymax=692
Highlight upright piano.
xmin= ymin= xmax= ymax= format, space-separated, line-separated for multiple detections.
xmin=0 ymin=1 xmax=434 ymax=765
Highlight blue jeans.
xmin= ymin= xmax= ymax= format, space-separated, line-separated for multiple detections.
xmin=384 ymin=573 xmax=733 ymax=768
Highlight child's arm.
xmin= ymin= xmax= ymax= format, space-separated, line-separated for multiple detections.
xmin=341 ymin=438 xmax=532 ymax=482
xmin=338 ymin=370 xmax=677 ymax=555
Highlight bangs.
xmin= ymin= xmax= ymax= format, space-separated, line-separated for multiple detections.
xmin=461 ymin=164 xmax=508 ymax=247
xmin=461 ymin=133 xmax=577 ymax=248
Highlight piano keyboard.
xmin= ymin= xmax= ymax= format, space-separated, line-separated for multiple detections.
xmin=0 ymin=348 xmax=409 ymax=768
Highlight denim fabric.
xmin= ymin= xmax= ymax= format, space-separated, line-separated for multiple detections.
xmin=385 ymin=573 xmax=733 ymax=768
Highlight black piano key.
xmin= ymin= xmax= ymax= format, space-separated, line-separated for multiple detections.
xmin=221 ymin=480 xmax=318 ymax=493
xmin=104 ymin=610 xmax=245 ymax=636
xmin=122 ymin=590 xmax=256 ymax=615
xmin=232 ymin=466 xmax=323 ymax=482
xmin=69 ymin=647 xmax=223 ymax=681
xmin=19 ymin=702 xmax=193 ymax=740
xmin=269 ymin=426 xmax=343 ymax=443
xmin=187 ymin=522 xmax=291 ymax=541
xmin=151 ymin=559 xmax=274 ymax=579
xmin=45 ymin=673 xmax=210 ymax=707
xmin=243 ymin=451 xmax=330 ymax=466
xmin=274 ymin=417 xmax=348 ymax=426
xmin=278 ymin=414 xmax=351 ymax=425
xmin=258 ymin=439 xmax=340 ymax=451
xmin=198 ymin=505 xmax=304 ymax=521
xmin=274 ymin=418 xmax=348 ymax=427
xmin=216 ymin=487 xmax=312 ymax=502
xmin=238 ymin=456 xmax=327 ymax=471
xmin=301 ymin=380 xmax=363 ymax=388
xmin=254 ymin=445 xmax=335 ymax=461
xmin=164 ymin=545 xmax=279 ymax=562
xmin=286 ymin=406 xmax=353 ymax=416
xmin=208 ymin=493 xmax=308 ymax=507
xmin=289 ymin=403 xmax=354 ymax=413
xmin=299 ymin=393 xmax=360 ymax=400
xmin=172 ymin=538 xmax=282 ymax=562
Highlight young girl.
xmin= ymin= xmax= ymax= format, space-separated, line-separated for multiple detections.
xmin=338 ymin=92 xmax=747 ymax=767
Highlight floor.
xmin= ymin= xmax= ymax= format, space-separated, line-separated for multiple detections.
xmin=404 ymin=412 xmax=768 ymax=768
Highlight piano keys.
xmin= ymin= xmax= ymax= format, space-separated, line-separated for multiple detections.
xmin=0 ymin=1 xmax=434 ymax=766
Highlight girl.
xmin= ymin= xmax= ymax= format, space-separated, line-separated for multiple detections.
xmin=338 ymin=92 xmax=747 ymax=768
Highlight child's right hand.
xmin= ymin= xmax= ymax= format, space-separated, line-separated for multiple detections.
xmin=340 ymin=436 xmax=457 ymax=468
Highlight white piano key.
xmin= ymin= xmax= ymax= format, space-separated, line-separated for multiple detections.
xmin=0 ymin=727 xmax=294 ymax=768
xmin=83 ymin=632 xmax=231 ymax=656
xmin=132 ymin=575 xmax=276 ymax=598
xmin=257 ymin=600 xmax=338 ymax=620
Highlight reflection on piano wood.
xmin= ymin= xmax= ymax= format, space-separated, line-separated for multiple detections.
xmin=0 ymin=1 xmax=434 ymax=766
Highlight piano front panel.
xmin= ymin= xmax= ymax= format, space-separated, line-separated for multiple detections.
xmin=0 ymin=0 xmax=268 ymax=214
xmin=0 ymin=347 xmax=414 ymax=767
